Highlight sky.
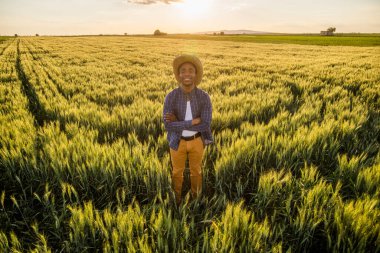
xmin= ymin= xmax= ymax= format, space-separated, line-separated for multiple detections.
xmin=0 ymin=0 xmax=379 ymax=35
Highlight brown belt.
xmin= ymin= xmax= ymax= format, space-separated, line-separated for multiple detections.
xmin=181 ymin=132 xmax=201 ymax=141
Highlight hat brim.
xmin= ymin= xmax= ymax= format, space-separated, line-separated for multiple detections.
xmin=173 ymin=54 xmax=203 ymax=86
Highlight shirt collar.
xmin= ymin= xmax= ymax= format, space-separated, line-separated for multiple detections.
xmin=179 ymin=86 xmax=197 ymax=97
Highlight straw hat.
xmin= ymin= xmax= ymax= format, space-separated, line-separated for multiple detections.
xmin=173 ymin=54 xmax=203 ymax=86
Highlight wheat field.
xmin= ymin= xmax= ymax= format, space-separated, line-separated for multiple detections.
xmin=0 ymin=36 xmax=379 ymax=252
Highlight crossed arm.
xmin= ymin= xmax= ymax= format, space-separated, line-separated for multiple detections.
xmin=164 ymin=113 xmax=201 ymax=126
xmin=163 ymin=95 xmax=212 ymax=132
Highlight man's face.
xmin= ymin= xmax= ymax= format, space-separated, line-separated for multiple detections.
xmin=179 ymin=62 xmax=196 ymax=87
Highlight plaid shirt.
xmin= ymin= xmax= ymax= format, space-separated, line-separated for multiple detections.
xmin=163 ymin=87 xmax=213 ymax=151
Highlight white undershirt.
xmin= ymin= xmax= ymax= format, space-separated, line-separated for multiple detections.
xmin=182 ymin=101 xmax=198 ymax=137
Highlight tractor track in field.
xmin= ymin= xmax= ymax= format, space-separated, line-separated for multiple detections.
xmin=15 ymin=39 xmax=51 ymax=128
xmin=24 ymin=40 xmax=71 ymax=102
xmin=15 ymin=40 xmax=133 ymax=144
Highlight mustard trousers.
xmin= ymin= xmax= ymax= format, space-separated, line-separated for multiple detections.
xmin=170 ymin=137 xmax=204 ymax=204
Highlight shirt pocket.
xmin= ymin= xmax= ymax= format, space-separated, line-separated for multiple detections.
xmin=194 ymin=101 xmax=203 ymax=118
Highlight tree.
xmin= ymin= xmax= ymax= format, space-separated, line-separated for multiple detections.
xmin=154 ymin=29 xmax=167 ymax=36
xmin=327 ymin=27 xmax=336 ymax=33
xmin=36 ymin=34 xmax=39 ymax=36
xmin=220 ymin=31 xmax=224 ymax=35
xmin=14 ymin=34 xmax=18 ymax=37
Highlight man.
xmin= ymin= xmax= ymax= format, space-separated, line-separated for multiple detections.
xmin=163 ymin=54 xmax=213 ymax=205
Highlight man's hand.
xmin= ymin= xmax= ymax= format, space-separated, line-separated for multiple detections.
xmin=192 ymin=117 xmax=201 ymax=125
xmin=164 ymin=113 xmax=178 ymax=123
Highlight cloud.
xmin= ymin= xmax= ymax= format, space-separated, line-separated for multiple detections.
xmin=128 ymin=0 xmax=182 ymax=5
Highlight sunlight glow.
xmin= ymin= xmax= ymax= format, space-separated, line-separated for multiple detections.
xmin=175 ymin=0 xmax=213 ymax=19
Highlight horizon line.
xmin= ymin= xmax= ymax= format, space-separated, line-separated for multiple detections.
xmin=4 ymin=31 xmax=380 ymax=37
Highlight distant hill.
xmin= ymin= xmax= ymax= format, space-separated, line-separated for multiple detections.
xmin=195 ymin=29 xmax=272 ymax=35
